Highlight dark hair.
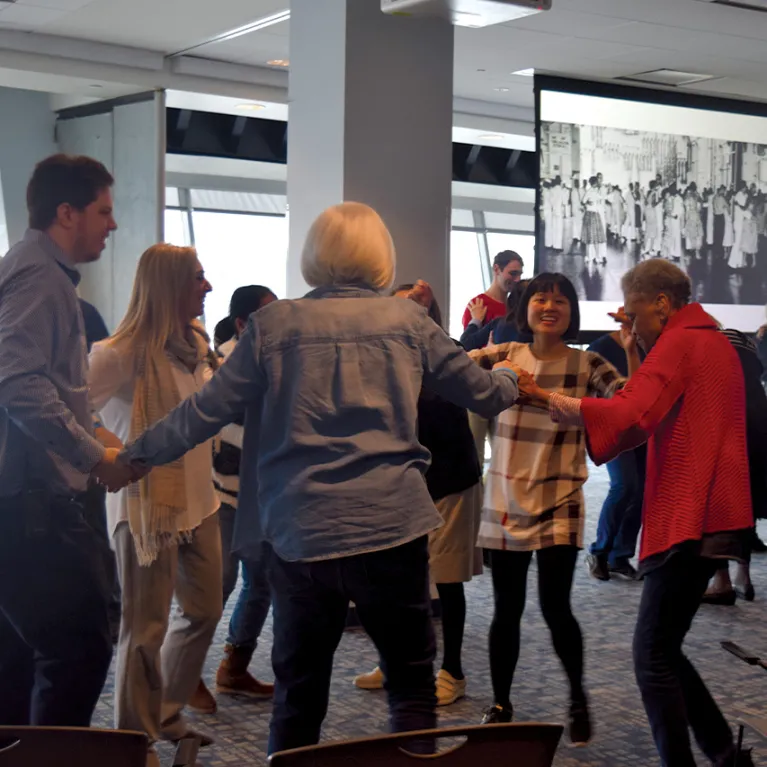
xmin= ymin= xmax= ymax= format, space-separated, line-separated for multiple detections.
xmin=589 ymin=176 xmax=598 ymax=187
xmin=27 ymin=154 xmax=114 ymax=231
xmin=214 ymin=317 xmax=236 ymax=349
xmin=504 ymin=279 xmax=530 ymax=325
xmin=517 ymin=272 xmax=580 ymax=340
xmin=229 ymin=285 xmax=277 ymax=322
xmin=393 ymin=283 xmax=443 ymax=328
xmin=493 ymin=250 xmax=524 ymax=271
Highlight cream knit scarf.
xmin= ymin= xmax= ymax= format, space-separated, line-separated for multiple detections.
xmin=127 ymin=321 xmax=212 ymax=566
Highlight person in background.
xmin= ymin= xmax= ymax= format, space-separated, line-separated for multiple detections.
xmin=214 ymin=316 xmax=236 ymax=356
xmin=586 ymin=330 xmax=646 ymax=582
xmin=0 ymin=154 xmax=120 ymax=726
xmin=524 ymin=260 xmax=754 ymax=767
xmin=109 ymin=202 xmax=521 ymax=755
xmin=190 ymin=286 xmax=277 ymax=714
xmin=79 ymin=298 xmax=123 ymax=644
xmin=460 ymin=280 xmax=530 ymax=353
xmin=355 ymin=287 xmax=484 ymax=706
xmin=469 ymin=273 xmax=628 ymax=746
xmin=702 ymin=327 xmax=767 ymax=604
xmin=89 ymin=244 xmax=221 ymax=767
xmin=462 ymin=250 xmax=524 ymax=331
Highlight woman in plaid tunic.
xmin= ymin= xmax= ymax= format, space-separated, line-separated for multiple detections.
xmin=469 ymin=273 xmax=626 ymax=746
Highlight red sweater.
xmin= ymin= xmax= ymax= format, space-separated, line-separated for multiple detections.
xmin=462 ymin=293 xmax=506 ymax=330
xmin=581 ymin=303 xmax=752 ymax=562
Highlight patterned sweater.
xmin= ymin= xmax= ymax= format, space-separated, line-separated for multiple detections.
xmin=470 ymin=342 xmax=624 ymax=551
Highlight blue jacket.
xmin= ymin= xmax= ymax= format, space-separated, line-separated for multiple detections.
xmin=125 ymin=285 xmax=519 ymax=562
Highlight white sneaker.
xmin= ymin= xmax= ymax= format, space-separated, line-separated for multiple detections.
xmin=436 ymin=669 xmax=467 ymax=706
xmin=354 ymin=666 xmax=384 ymax=690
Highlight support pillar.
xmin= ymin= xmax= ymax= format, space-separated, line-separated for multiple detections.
xmin=287 ymin=0 xmax=454 ymax=316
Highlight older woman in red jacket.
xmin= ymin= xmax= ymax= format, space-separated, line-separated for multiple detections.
xmin=517 ymin=260 xmax=753 ymax=767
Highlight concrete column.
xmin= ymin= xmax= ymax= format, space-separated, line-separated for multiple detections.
xmin=57 ymin=92 xmax=165 ymax=330
xmin=286 ymin=0 xmax=454 ymax=316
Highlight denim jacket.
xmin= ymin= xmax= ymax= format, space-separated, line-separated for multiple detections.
xmin=124 ymin=285 xmax=519 ymax=562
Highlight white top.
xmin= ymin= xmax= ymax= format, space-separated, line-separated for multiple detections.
xmin=89 ymin=341 xmax=219 ymax=539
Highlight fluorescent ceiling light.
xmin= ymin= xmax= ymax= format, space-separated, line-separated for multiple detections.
xmin=478 ymin=133 xmax=504 ymax=140
xmin=169 ymin=10 xmax=290 ymax=56
xmin=512 ymin=68 xmax=535 ymax=77
xmin=494 ymin=87 xmax=509 ymax=92
xmin=236 ymin=103 xmax=267 ymax=111
xmin=267 ymin=59 xmax=290 ymax=67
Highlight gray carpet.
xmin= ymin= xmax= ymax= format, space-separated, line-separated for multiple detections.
xmin=92 ymin=462 xmax=767 ymax=766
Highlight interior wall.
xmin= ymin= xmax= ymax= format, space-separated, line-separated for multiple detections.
xmin=57 ymin=93 xmax=165 ymax=330
xmin=0 ymin=87 xmax=58 ymax=249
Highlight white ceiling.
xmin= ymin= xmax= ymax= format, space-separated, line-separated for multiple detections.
xmin=3 ymin=0 xmax=767 ymax=113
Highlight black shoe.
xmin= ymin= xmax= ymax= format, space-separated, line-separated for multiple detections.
xmin=609 ymin=561 xmax=638 ymax=580
xmin=735 ymin=582 xmax=756 ymax=602
xmin=587 ymin=554 xmax=610 ymax=581
xmin=568 ymin=699 xmax=592 ymax=747
xmin=730 ymin=748 xmax=755 ymax=767
xmin=481 ymin=704 xmax=513 ymax=725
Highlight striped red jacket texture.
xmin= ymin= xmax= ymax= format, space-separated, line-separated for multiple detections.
xmin=581 ymin=303 xmax=752 ymax=562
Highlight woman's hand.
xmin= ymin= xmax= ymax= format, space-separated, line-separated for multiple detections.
xmin=407 ymin=280 xmax=433 ymax=309
xmin=495 ymin=362 xmax=549 ymax=408
xmin=609 ymin=307 xmax=637 ymax=353
xmin=468 ymin=298 xmax=487 ymax=324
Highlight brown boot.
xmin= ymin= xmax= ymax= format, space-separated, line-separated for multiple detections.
xmin=215 ymin=644 xmax=274 ymax=699
xmin=187 ymin=678 xmax=217 ymax=714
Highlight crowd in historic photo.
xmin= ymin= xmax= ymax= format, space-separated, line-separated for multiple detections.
xmin=538 ymin=122 xmax=767 ymax=306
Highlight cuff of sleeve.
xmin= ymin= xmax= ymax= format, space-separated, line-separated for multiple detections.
xmin=73 ymin=434 xmax=107 ymax=472
xmin=469 ymin=318 xmax=482 ymax=328
xmin=494 ymin=368 xmax=519 ymax=384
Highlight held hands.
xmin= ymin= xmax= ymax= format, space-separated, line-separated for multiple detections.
xmin=608 ymin=306 xmax=637 ymax=353
xmin=91 ymin=448 xmax=150 ymax=493
xmin=493 ymin=361 xmax=549 ymax=409
xmin=468 ymin=298 xmax=487 ymax=324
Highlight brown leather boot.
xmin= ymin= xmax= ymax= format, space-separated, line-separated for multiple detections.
xmin=187 ymin=678 xmax=217 ymax=714
xmin=215 ymin=644 xmax=274 ymax=699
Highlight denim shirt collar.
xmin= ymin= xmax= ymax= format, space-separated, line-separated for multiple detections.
xmin=305 ymin=283 xmax=382 ymax=300
xmin=23 ymin=229 xmax=81 ymax=287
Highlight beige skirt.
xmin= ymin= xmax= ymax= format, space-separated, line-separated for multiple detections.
xmin=429 ymin=482 xmax=484 ymax=584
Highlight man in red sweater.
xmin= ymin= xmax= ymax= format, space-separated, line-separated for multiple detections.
xmin=520 ymin=260 xmax=754 ymax=767
xmin=462 ymin=250 xmax=524 ymax=331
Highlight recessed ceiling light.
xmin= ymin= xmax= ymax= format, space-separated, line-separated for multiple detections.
xmin=512 ymin=68 xmax=535 ymax=77
xmin=494 ymin=87 xmax=509 ymax=92
xmin=236 ymin=103 xmax=267 ymax=111
xmin=89 ymin=84 xmax=103 ymax=89
xmin=478 ymin=134 xmax=504 ymax=140
xmin=267 ymin=59 xmax=290 ymax=67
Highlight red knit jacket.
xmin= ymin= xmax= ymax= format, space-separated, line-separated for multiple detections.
xmin=581 ymin=303 xmax=752 ymax=562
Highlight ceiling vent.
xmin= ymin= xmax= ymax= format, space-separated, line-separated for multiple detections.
xmin=617 ymin=69 xmax=720 ymax=87
xmin=696 ymin=0 xmax=767 ymax=11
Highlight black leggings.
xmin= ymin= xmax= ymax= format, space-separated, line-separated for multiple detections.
xmin=488 ymin=546 xmax=584 ymax=709
xmin=435 ymin=582 xmax=466 ymax=680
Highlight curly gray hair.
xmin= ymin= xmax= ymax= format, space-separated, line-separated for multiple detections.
xmin=621 ymin=260 xmax=691 ymax=309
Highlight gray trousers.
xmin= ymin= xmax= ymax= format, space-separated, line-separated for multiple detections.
xmin=113 ymin=513 xmax=223 ymax=742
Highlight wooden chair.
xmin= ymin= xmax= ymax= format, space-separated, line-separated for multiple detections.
xmin=269 ymin=723 xmax=564 ymax=767
xmin=0 ymin=726 xmax=148 ymax=767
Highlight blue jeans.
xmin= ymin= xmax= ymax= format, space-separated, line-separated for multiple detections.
xmin=267 ymin=536 xmax=437 ymax=755
xmin=219 ymin=504 xmax=271 ymax=652
xmin=590 ymin=447 xmax=645 ymax=566
xmin=634 ymin=554 xmax=734 ymax=767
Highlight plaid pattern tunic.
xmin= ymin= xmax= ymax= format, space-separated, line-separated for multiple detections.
xmin=470 ymin=342 xmax=624 ymax=551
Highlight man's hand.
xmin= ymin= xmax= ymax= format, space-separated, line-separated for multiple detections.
xmin=91 ymin=448 xmax=147 ymax=492
xmin=468 ymin=298 xmax=487 ymax=324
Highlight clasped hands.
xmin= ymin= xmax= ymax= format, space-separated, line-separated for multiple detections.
xmin=493 ymin=360 xmax=548 ymax=409
xmin=91 ymin=427 xmax=150 ymax=492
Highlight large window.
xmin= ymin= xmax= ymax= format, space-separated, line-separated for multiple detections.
xmin=166 ymin=188 xmax=534 ymax=337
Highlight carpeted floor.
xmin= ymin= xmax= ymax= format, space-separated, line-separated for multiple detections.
xmin=92 ymin=462 xmax=767 ymax=766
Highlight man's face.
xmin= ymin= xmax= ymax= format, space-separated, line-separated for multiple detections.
xmin=623 ymin=292 xmax=668 ymax=352
xmin=495 ymin=260 xmax=523 ymax=292
xmin=71 ymin=188 xmax=117 ymax=264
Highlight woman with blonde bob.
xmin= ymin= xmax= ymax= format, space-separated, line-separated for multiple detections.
xmin=89 ymin=244 xmax=221 ymax=767
xmin=114 ymin=202 xmax=522 ymax=754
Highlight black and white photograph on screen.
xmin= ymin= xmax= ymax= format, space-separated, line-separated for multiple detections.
xmin=538 ymin=121 xmax=767 ymax=308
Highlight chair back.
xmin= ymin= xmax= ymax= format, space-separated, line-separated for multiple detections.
xmin=0 ymin=726 xmax=148 ymax=767
xmin=269 ymin=723 xmax=563 ymax=767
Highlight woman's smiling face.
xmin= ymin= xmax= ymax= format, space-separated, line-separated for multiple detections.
xmin=527 ymin=286 xmax=571 ymax=339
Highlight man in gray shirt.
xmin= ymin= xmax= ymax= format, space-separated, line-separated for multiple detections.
xmin=0 ymin=154 xmax=124 ymax=726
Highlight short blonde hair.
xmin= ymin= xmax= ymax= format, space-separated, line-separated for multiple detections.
xmin=621 ymin=260 xmax=691 ymax=308
xmin=301 ymin=202 xmax=396 ymax=292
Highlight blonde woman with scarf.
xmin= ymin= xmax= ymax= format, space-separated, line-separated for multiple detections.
xmin=89 ymin=244 xmax=221 ymax=767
